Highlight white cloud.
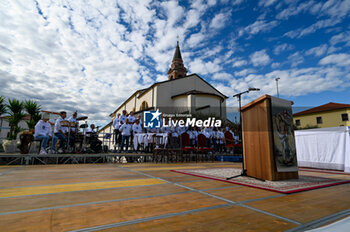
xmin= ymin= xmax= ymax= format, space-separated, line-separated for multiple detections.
xmin=284 ymin=18 xmax=342 ymax=38
xmin=234 ymin=68 xmax=256 ymax=77
xmin=212 ymin=72 xmax=233 ymax=81
xmin=224 ymin=67 xmax=347 ymax=105
xmin=288 ymin=52 xmax=304 ymax=67
xmin=250 ymin=50 xmax=271 ymax=66
xmin=276 ymin=1 xmax=315 ymax=20
xmin=188 ymin=58 xmax=222 ymax=75
xmin=232 ymin=59 xmax=248 ymax=67
xmin=231 ymin=0 xmax=244 ymax=5
xmin=273 ymin=43 xmax=294 ymax=55
xmin=330 ymin=31 xmax=350 ymax=46
xmin=305 ymin=44 xmax=328 ymax=57
xmin=319 ymin=53 xmax=350 ymax=66
xmin=258 ymin=0 xmax=277 ymax=7
xmin=187 ymin=31 xmax=207 ymax=47
xmin=316 ymin=0 xmax=350 ymax=19
xmin=209 ymin=11 xmax=231 ymax=30
xmin=239 ymin=20 xmax=279 ymax=37
xmin=271 ymin=62 xmax=280 ymax=68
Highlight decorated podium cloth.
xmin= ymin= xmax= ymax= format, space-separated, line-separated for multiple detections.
xmin=295 ymin=126 xmax=350 ymax=173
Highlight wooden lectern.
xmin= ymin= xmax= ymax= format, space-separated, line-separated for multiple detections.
xmin=240 ymin=95 xmax=298 ymax=181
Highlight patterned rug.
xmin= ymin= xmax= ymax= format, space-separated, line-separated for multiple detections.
xmin=171 ymin=168 xmax=350 ymax=194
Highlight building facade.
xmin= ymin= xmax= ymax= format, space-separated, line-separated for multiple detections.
xmin=293 ymin=102 xmax=350 ymax=128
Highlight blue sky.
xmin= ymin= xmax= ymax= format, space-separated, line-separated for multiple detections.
xmin=0 ymin=0 xmax=350 ymax=125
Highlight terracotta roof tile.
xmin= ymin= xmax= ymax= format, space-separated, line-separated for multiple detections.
xmin=293 ymin=102 xmax=350 ymax=116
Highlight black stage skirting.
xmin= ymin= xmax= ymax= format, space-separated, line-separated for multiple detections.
xmin=0 ymin=153 xmax=153 ymax=165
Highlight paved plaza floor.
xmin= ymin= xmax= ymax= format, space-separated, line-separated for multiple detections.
xmin=0 ymin=162 xmax=349 ymax=231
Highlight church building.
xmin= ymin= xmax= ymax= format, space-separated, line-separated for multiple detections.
xmin=109 ymin=42 xmax=227 ymax=121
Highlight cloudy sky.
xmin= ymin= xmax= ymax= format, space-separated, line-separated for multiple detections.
xmin=1 ymin=0 xmax=350 ymax=125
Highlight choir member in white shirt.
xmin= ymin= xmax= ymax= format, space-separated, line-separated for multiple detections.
xmin=85 ymin=124 xmax=97 ymax=137
xmin=119 ymin=118 xmax=132 ymax=152
xmin=127 ymin=111 xmax=136 ymax=124
xmin=119 ymin=110 xmax=127 ymax=125
xmin=132 ymin=119 xmax=142 ymax=135
xmin=132 ymin=119 xmax=142 ymax=151
xmin=34 ymin=113 xmax=58 ymax=154
xmin=127 ymin=111 xmax=136 ymax=147
xmin=217 ymin=128 xmax=225 ymax=152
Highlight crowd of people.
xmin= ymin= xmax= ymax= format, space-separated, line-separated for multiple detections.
xmin=32 ymin=109 xmax=240 ymax=155
xmin=113 ymin=110 xmax=240 ymax=153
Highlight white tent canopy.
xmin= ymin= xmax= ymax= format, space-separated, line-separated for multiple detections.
xmin=295 ymin=126 xmax=350 ymax=173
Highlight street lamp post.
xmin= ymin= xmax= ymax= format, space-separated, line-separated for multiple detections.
xmin=275 ymin=77 xmax=280 ymax=98
xmin=227 ymin=87 xmax=261 ymax=180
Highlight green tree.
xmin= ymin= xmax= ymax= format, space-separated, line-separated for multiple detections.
xmin=0 ymin=96 xmax=6 ymax=116
xmin=24 ymin=100 xmax=41 ymax=130
xmin=6 ymin=99 xmax=26 ymax=140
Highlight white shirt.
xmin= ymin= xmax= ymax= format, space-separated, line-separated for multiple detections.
xmin=127 ymin=115 xmax=136 ymax=124
xmin=54 ymin=117 xmax=68 ymax=133
xmin=119 ymin=114 xmax=127 ymax=124
xmin=113 ymin=117 xmax=121 ymax=130
xmin=119 ymin=124 xmax=132 ymax=136
xmin=132 ymin=123 xmax=142 ymax=135
xmin=34 ymin=120 xmax=52 ymax=137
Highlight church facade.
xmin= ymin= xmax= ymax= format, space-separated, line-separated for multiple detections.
xmin=109 ymin=42 xmax=227 ymax=121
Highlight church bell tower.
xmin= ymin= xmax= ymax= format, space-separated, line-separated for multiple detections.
xmin=168 ymin=41 xmax=187 ymax=80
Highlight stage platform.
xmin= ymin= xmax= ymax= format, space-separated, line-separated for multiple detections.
xmin=0 ymin=162 xmax=349 ymax=231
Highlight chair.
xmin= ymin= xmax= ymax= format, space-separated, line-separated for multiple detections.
xmin=180 ymin=132 xmax=196 ymax=162
xmin=28 ymin=137 xmax=42 ymax=154
xmin=197 ymin=134 xmax=214 ymax=162
xmin=224 ymin=131 xmax=235 ymax=153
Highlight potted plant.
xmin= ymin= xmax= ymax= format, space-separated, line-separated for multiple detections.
xmin=24 ymin=100 xmax=41 ymax=132
xmin=3 ymin=98 xmax=25 ymax=153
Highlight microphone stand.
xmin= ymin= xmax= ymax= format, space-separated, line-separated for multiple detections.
xmin=226 ymin=88 xmax=265 ymax=182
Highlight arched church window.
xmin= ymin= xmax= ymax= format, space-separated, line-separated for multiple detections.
xmin=140 ymin=101 xmax=149 ymax=111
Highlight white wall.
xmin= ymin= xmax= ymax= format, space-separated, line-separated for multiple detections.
xmin=156 ymin=75 xmax=226 ymax=118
